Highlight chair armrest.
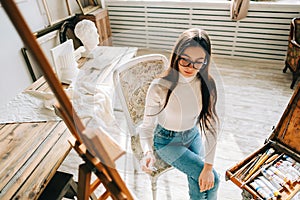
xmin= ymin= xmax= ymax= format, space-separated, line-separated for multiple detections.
xmin=291 ymin=40 xmax=300 ymax=48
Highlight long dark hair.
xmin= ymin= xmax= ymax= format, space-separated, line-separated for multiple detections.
xmin=161 ymin=28 xmax=219 ymax=137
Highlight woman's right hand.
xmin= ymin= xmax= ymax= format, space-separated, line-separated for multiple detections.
xmin=140 ymin=151 xmax=156 ymax=174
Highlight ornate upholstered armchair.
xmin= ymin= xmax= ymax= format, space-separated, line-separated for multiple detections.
xmin=283 ymin=17 xmax=300 ymax=89
xmin=113 ymin=54 xmax=173 ymax=200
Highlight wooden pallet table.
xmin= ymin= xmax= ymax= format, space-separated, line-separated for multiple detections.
xmin=0 ymin=77 xmax=72 ymax=199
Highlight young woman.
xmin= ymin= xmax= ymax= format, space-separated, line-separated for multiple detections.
xmin=138 ymin=28 xmax=220 ymax=199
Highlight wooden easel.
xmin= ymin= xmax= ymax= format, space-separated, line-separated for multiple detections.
xmin=1 ymin=1 xmax=134 ymax=199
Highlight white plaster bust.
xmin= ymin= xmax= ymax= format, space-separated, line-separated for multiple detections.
xmin=74 ymin=19 xmax=99 ymax=58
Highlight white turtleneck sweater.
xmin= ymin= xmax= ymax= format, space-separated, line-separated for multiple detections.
xmin=138 ymin=74 xmax=217 ymax=165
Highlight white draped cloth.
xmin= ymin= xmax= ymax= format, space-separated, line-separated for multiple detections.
xmin=0 ymin=46 xmax=137 ymax=133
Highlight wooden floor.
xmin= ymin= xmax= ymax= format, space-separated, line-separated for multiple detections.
xmin=59 ymin=52 xmax=297 ymax=200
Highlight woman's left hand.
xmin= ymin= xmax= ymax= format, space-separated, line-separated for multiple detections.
xmin=198 ymin=163 xmax=215 ymax=192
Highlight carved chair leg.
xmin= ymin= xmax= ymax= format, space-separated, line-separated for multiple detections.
xmin=132 ymin=156 xmax=141 ymax=173
xmin=291 ymin=71 xmax=300 ymax=89
xmin=291 ymin=73 xmax=297 ymax=89
xmin=151 ymin=176 xmax=158 ymax=200
xmin=291 ymin=60 xmax=300 ymax=89
xmin=283 ymin=61 xmax=289 ymax=73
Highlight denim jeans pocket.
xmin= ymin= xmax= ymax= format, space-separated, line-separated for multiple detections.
xmin=154 ymin=126 xmax=174 ymax=139
xmin=153 ymin=125 xmax=175 ymax=149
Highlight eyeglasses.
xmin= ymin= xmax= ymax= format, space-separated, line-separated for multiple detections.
xmin=178 ymin=57 xmax=207 ymax=70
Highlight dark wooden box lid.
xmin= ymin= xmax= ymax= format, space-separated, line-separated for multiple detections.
xmin=269 ymin=82 xmax=300 ymax=155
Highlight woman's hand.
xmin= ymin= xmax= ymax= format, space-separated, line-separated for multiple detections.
xmin=140 ymin=151 xmax=156 ymax=174
xmin=198 ymin=163 xmax=215 ymax=192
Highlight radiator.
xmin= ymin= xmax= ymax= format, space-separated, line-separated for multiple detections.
xmin=106 ymin=1 xmax=300 ymax=61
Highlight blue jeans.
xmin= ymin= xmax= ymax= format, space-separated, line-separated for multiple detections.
xmin=153 ymin=124 xmax=219 ymax=200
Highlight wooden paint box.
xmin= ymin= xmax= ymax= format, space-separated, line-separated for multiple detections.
xmin=226 ymin=83 xmax=300 ymax=200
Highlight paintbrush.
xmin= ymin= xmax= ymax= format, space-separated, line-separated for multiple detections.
xmin=240 ymin=154 xmax=261 ymax=181
xmin=243 ymin=148 xmax=275 ymax=181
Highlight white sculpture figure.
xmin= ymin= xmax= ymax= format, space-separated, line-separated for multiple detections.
xmin=74 ymin=19 xmax=99 ymax=58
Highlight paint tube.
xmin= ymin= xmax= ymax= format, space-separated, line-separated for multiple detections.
xmin=250 ymin=181 xmax=273 ymax=200
xmin=275 ymin=161 xmax=300 ymax=182
xmin=261 ymin=168 xmax=284 ymax=190
xmin=269 ymin=166 xmax=290 ymax=183
xmin=255 ymin=179 xmax=275 ymax=199
xmin=258 ymin=176 xmax=280 ymax=197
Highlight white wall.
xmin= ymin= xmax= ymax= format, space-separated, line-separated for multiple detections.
xmin=0 ymin=0 xmax=81 ymax=106
xmin=0 ymin=0 xmax=45 ymax=106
